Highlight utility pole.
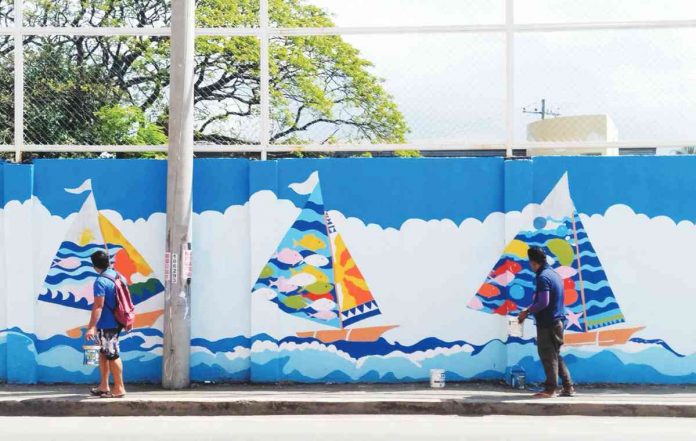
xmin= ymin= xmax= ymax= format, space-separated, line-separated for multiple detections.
xmin=163 ymin=0 xmax=194 ymax=389
xmin=523 ymin=99 xmax=560 ymax=120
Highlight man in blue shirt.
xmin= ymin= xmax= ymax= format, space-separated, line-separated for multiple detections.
xmin=86 ymin=250 xmax=127 ymax=398
xmin=519 ymin=247 xmax=574 ymax=398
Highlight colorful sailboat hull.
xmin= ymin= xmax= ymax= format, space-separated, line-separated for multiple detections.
xmin=564 ymin=326 xmax=645 ymax=347
xmin=65 ymin=309 xmax=165 ymax=338
xmin=297 ymin=325 xmax=399 ymax=343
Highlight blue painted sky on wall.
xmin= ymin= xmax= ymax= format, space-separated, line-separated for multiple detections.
xmin=527 ymin=156 xmax=696 ymax=224
xmin=249 ymin=157 xmax=506 ymax=228
xmin=4 ymin=156 xmax=696 ymax=226
xmin=31 ymin=160 xmax=166 ymax=220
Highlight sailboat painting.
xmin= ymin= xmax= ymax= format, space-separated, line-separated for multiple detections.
xmin=252 ymin=172 xmax=397 ymax=344
xmin=468 ymin=173 xmax=645 ymax=346
xmin=37 ymin=179 xmax=165 ymax=338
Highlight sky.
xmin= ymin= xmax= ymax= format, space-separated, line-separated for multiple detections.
xmin=307 ymin=0 xmax=696 ymax=147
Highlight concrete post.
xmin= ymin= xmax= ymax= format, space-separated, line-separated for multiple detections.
xmin=163 ymin=0 xmax=195 ymax=389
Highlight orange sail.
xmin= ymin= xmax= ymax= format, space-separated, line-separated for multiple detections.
xmin=332 ymin=230 xmax=382 ymax=327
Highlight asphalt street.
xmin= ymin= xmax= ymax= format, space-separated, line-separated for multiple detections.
xmin=1 ymin=415 xmax=694 ymax=441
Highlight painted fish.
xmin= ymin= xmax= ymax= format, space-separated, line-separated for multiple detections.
xmin=269 ymin=277 xmax=298 ymax=293
xmin=303 ymin=254 xmax=330 ymax=268
xmin=491 ymin=260 xmax=522 ymax=278
xmin=293 ymin=233 xmax=326 ymax=252
xmin=259 ymin=264 xmax=275 ymax=279
xmin=494 ymin=299 xmax=519 ymax=315
xmin=310 ymin=298 xmax=337 ymax=312
xmin=282 ymin=295 xmax=309 ymax=310
xmin=274 ymin=248 xmax=304 ymax=265
xmin=478 ymin=283 xmax=500 ymax=299
xmin=504 ymin=239 xmax=529 ymax=259
xmin=252 ymin=287 xmax=277 ymax=300
xmin=467 ymin=295 xmax=484 ymax=310
xmin=311 ymin=310 xmax=337 ymax=321
xmin=492 ymin=270 xmax=516 ymax=287
xmin=554 ymin=266 xmax=578 ymax=279
xmin=302 ymin=292 xmax=334 ymax=302
xmin=53 ymin=256 xmax=82 ymax=270
xmin=304 ymin=281 xmax=333 ymax=295
xmin=291 ymin=266 xmax=329 ymax=283
xmin=287 ymin=273 xmax=317 ymax=287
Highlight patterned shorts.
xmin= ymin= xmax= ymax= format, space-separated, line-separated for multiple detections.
xmin=97 ymin=328 xmax=122 ymax=360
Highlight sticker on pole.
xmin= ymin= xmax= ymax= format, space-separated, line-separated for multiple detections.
xmin=171 ymin=253 xmax=179 ymax=284
xmin=183 ymin=249 xmax=192 ymax=279
xmin=164 ymin=252 xmax=171 ymax=281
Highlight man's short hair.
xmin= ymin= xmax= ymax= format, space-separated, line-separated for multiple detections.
xmin=91 ymin=250 xmax=110 ymax=270
xmin=527 ymin=246 xmax=547 ymax=265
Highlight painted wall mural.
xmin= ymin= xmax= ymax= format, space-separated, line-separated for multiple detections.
xmin=469 ymin=173 xmax=645 ymax=346
xmin=0 ymin=157 xmax=695 ymax=384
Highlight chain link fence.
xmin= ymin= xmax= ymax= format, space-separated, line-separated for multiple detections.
xmin=0 ymin=0 xmax=695 ymax=158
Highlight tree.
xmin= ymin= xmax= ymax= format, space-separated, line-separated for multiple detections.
xmin=0 ymin=3 xmax=13 ymax=146
xmin=0 ymin=0 xmax=408 ymax=152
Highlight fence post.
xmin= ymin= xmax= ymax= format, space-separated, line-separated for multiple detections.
xmin=259 ymin=0 xmax=270 ymax=160
xmin=163 ymin=0 xmax=195 ymax=389
xmin=13 ymin=0 xmax=24 ymax=163
xmin=505 ymin=0 xmax=515 ymax=158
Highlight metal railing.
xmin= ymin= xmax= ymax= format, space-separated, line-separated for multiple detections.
xmin=1 ymin=0 xmax=695 ymax=161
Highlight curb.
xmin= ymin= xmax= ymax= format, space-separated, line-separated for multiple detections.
xmin=1 ymin=399 xmax=694 ymax=418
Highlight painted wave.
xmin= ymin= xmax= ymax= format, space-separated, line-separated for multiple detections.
xmin=1 ymin=328 xmax=694 ymax=385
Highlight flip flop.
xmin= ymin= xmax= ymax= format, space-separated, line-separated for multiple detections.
xmin=90 ymin=387 xmax=109 ymax=396
xmin=99 ymin=391 xmax=126 ymax=399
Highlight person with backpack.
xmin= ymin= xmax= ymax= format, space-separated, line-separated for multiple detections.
xmin=85 ymin=250 xmax=135 ymax=398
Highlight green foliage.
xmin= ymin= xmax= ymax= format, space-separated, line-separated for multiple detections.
xmin=0 ymin=37 xmax=12 ymax=145
xmin=394 ymin=150 xmax=422 ymax=158
xmin=0 ymin=0 xmax=409 ymax=156
xmin=95 ymin=105 xmax=168 ymax=145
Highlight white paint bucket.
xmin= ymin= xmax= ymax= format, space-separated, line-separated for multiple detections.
xmin=430 ymin=369 xmax=445 ymax=388
xmin=508 ymin=317 xmax=524 ymax=338
xmin=83 ymin=345 xmax=100 ymax=366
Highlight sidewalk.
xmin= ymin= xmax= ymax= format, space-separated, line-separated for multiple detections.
xmin=1 ymin=383 xmax=695 ymax=417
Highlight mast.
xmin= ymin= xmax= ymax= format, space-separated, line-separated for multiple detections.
xmin=92 ymin=190 xmax=111 ymax=258
xmin=571 ymin=213 xmax=589 ymax=333
xmin=324 ymin=211 xmax=344 ymax=329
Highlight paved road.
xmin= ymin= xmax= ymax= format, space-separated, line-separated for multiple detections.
xmin=1 ymin=415 xmax=694 ymax=441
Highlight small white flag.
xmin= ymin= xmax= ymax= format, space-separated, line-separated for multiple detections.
xmin=289 ymin=171 xmax=319 ymax=195
xmin=64 ymin=179 xmax=93 ymax=195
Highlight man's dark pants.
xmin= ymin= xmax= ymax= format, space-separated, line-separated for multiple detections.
xmin=537 ymin=320 xmax=573 ymax=392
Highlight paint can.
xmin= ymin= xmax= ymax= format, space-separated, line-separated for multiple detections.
xmin=83 ymin=345 xmax=101 ymax=366
xmin=430 ymin=369 xmax=446 ymax=388
xmin=509 ymin=366 xmax=526 ymax=390
xmin=511 ymin=372 xmax=526 ymax=390
xmin=508 ymin=317 xmax=523 ymax=338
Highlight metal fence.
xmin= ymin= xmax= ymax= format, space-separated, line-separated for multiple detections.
xmin=1 ymin=0 xmax=695 ymax=161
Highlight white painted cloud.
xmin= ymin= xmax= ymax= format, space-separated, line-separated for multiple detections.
xmin=582 ymin=205 xmax=696 ymax=355
xmin=4 ymin=191 xmax=696 ymax=359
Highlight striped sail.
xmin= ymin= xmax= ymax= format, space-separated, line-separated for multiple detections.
xmin=326 ymin=213 xmax=382 ymax=327
xmin=252 ymin=181 xmax=341 ymax=328
xmin=467 ymin=173 xmax=625 ymax=332
xmin=37 ymin=182 xmax=164 ymax=311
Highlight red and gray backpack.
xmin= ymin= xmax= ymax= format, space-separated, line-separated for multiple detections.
xmin=99 ymin=272 xmax=136 ymax=330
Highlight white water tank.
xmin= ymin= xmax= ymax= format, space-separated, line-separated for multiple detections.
xmin=527 ymin=114 xmax=619 ymax=156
